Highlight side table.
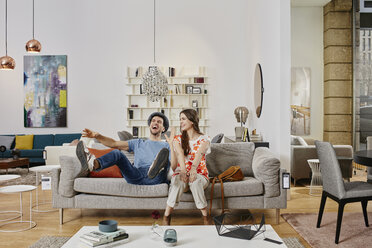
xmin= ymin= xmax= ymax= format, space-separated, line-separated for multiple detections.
xmin=0 ymin=185 xmax=37 ymax=232
xmin=0 ymin=175 xmax=21 ymax=222
xmin=307 ymin=159 xmax=322 ymax=196
xmin=30 ymin=165 xmax=60 ymax=212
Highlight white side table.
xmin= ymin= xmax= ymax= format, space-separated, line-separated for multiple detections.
xmin=29 ymin=165 xmax=60 ymax=212
xmin=307 ymin=159 xmax=323 ymax=196
xmin=0 ymin=175 xmax=22 ymax=222
xmin=0 ymin=185 xmax=37 ymax=232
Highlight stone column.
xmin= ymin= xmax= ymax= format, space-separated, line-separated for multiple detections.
xmin=323 ymin=0 xmax=353 ymax=145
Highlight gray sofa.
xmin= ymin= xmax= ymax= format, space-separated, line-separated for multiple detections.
xmin=52 ymin=142 xmax=287 ymax=224
xmin=291 ymin=137 xmax=353 ymax=186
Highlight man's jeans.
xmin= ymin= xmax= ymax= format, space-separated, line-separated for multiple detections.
xmin=96 ymin=149 xmax=168 ymax=185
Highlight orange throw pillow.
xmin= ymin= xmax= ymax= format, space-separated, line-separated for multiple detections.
xmin=88 ymin=148 xmax=123 ymax=178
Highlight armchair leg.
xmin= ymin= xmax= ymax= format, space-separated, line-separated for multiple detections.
xmin=335 ymin=201 xmax=345 ymax=244
xmin=59 ymin=208 xmax=63 ymax=225
xmin=362 ymin=200 xmax=369 ymax=227
xmin=316 ymin=191 xmax=327 ymax=228
xmin=275 ymin=209 xmax=280 ymax=225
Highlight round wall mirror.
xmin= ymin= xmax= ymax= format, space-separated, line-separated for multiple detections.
xmin=254 ymin=63 xmax=264 ymax=118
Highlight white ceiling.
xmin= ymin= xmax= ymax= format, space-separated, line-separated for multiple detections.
xmin=291 ymin=0 xmax=331 ymax=7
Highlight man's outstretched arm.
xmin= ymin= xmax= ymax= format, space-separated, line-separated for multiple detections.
xmin=82 ymin=128 xmax=129 ymax=151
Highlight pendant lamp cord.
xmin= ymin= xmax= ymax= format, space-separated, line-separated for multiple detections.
xmin=5 ymin=0 xmax=7 ymax=56
xmin=32 ymin=0 xmax=35 ymax=39
xmin=153 ymin=0 xmax=156 ymax=64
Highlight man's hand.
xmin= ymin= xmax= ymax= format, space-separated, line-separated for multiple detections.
xmin=82 ymin=128 xmax=98 ymax=139
xmin=189 ymin=167 xmax=197 ymax=183
xmin=164 ymin=127 xmax=175 ymax=146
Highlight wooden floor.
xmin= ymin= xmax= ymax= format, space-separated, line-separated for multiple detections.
xmin=0 ymin=170 xmax=369 ymax=248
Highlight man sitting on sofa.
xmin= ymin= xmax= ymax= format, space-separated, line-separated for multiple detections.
xmin=76 ymin=112 xmax=174 ymax=185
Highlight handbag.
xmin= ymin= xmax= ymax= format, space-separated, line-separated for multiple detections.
xmin=209 ymin=165 xmax=244 ymax=215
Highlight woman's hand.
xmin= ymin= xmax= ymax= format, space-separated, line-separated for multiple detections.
xmin=189 ymin=167 xmax=197 ymax=183
xmin=82 ymin=128 xmax=98 ymax=139
xmin=165 ymin=127 xmax=175 ymax=146
xmin=180 ymin=169 xmax=188 ymax=183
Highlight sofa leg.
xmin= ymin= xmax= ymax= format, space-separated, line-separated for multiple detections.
xmin=275 ymin=209 xmax=280 ymax=225
xmin=59 ymin=208 xmax=63 ymax=225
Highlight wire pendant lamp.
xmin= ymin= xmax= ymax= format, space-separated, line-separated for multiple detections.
xmin=0 ymin=0 xmax=15 ymax=70
xmin=26 ymin=0 xmax=41 ymax=52
xmin=141 ymin=0 xmax=168 ymax=102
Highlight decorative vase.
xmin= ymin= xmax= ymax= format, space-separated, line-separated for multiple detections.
xmin=235 ymin=127 xmax=245 ymax=139
xmin=150 ymin=223 xmax=163 ymax=240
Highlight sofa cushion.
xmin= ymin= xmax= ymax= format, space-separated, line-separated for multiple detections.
xmin=88 ymin=148 xmax=123 ymax=178
xmin=33 ymin=134 xmax=54 ymax=149
xmin=59 ymin=156 xmax=89 ymax=197
xmin=252 ymin=147 xmax=280 ymax=197
xmin=74 ymin=178 xmax=169 ymax=198
xmin=15 ymin=135 xmax=34 ymax=149
xmin=54 ymin=133 xmax=82 ymax=146
xmin=19 ymin=149 xmax=44 ymax=158
xmin=206 ymin=142 xmax=255 ymax=177
xmin=180 ymin=177 xmax=263 ymax=202
xmin=0 ymin=135 xmax=15 ymax=150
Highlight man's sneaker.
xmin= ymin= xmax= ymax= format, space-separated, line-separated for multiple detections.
xmin=148 ymin=148 xmax=169 ymax=179
xmin=76 ymin=141 xmax=96 ymax=172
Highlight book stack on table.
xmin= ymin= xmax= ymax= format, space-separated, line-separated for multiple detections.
xmin=79 ymin=228 xmax=129 ymax=247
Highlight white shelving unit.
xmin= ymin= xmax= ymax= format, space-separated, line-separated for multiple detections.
xmin=126 ymin=66 xmax=209 ymax=137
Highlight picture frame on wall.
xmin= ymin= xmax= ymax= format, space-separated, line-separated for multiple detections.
xmin=192 ymin=87 xmax=201 ymax=94
xmin=186 ymin=86 xmax=193 ymax=94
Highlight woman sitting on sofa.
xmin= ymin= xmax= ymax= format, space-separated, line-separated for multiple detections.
xmin=163 ymin=109 xmax=211 ymax=225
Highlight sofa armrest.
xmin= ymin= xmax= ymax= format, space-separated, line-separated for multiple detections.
xmin=58 ymin=156 xmax=89 ymax=197
xmin=252 ymin=147 xmax=281 ymax=197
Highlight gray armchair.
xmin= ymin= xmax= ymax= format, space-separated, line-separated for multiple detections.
xmin=315 ymin=141 xmax=372 ymax=244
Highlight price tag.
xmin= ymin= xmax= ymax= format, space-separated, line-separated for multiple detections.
xmin=41 ymin=176 xmax=51 ymax=190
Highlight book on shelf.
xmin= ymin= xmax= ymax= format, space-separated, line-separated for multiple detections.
xmin=80 ymin=232 xmax=129 ymax=247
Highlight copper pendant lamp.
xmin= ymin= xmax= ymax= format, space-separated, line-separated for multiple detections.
xmin=25 ymin=0 xmax=41 ymax=53
xmin=0 ymin=0 xmax=15 ymax=70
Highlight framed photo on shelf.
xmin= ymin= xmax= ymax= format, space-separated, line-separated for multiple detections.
xmin=186 ymin=86 xmax=193 ymax=94
xmin=192 ymin=87 xmax=201 ymax=94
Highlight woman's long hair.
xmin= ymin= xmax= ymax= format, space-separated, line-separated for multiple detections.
xmin=180 ymin=109 xmax=203 ymax=156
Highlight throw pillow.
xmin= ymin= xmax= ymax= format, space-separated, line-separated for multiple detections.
xmin=117 ymin=131 xmax=133 ymax=141
xmin=252 ymin=147 xmax=280 ymax=197
xmin=15 ymin=135 xmax=34 ymax=149
xmin=0 ymin=135 xmax=15 ymax=150
xmin=88 ymin=148 xmax=123 ymax=178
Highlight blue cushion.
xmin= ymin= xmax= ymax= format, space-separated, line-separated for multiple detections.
xmin=54 ymin=133 xmax=81 ymax=146
xmin=33 ymin=134 xmax=54 ymax=149
xmin=20 ymin=149 xmax=44 ymax=158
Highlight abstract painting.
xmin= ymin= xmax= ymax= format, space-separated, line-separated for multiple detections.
xmin=291 ymin=67 xmax=311 ymax=135
xmin=24 ymin=55 xmax=67 ymax=127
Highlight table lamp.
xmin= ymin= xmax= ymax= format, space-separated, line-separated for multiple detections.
xmin=234 ymin=106 xmax=248 ymax=138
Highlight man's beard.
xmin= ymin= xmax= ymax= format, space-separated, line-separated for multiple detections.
xmin=150 ymin=129 xmax=162 ymax=136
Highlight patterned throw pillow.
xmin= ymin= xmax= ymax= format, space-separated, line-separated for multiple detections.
xmin=0 ymin=135 xmax=15 ymax=150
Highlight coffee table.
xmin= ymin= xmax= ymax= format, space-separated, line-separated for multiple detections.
xmin=0 ymin=175 xmax=22 ymax=222
xmin=62 ymin=225 xmax=287 ymax=247
xmin=0 ymin=158 xmax=29 ymax=173
xmin=0 ymin=185 xmax=37 ymax=232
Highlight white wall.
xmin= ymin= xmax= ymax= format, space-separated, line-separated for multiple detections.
xmin=291 ymin=7 xmax=324 ymax=140
xmin=0 ymin=0 xmax=290 ymax=168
